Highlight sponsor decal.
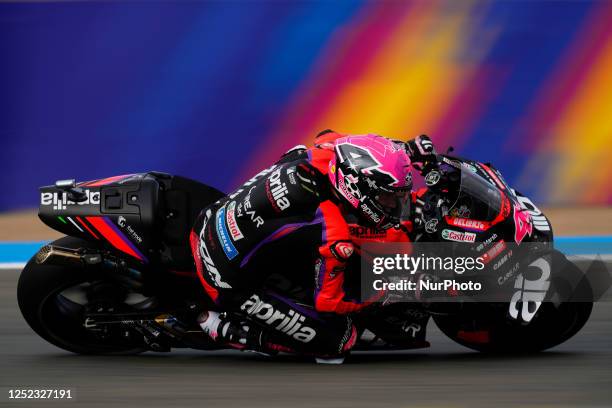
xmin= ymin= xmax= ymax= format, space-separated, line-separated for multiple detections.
xmin=216 ymin=206 xmax=239 ymax=260
xmin=497 ymin=261 xmax=520 ymax=285
xmin=425 ymin=218 xmax=439 ymax=233
xmin=287 ymin=167 xmax=297 ymax=185
xmin=331 ymin=241 xmax=354 ymax=260
xmin=441 ymin=157 xmax=462 ymax=168
xmin=461 ymin=162 xmax=478 ymax=173
xmin=41 ymin=190 xmax=100 ymax=211
xmin=265 ymin=168 xmax=291 ymax=212
xmin=514 ymin=193 xmax=551 ymax=232
xmin=509 ymin=257 xmax=550 ymax=322
xmin=360 ymin=202 xmax=381 ymax=223
xmin=116 ymin=216 xmax=143 ymax=244
xmin=225 ymin=201 xmax=244 ymax=241
xmin=493 ymin=249 xmax=513 ymax=271
xmin=235 ymin=202 xmax=243 ymax=217
xmin=446 ymin=217 xmax=489 ymax=231
xmin=513 ymin=205 xmax=533 ymax=244
xmin=425 ymin=170 xmax=441 ymax=186
xmin=337 ymin=169 xmax=361 ymax=207
xmin=476 ymin=233 xmax=498 ymax=251
xmin=349 ymin=225 xmax=386 ymax=239
xmin=243 ymin=186 xmax=264 ymax=228
xmin=441 ymin=229 xmax=476 ymax=243
xmin=449 ymin=204 xmax=471 ymax=218
xmin=482 ymin=240 xmax=506 ymax=264
xmin=198 ymin=209 xmax=232 ymax=289
xmin=240 ymin=294 xmax=316 ymax=343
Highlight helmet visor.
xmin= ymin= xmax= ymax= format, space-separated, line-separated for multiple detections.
xmin=375 ymin=189 xmax=411 ymax=220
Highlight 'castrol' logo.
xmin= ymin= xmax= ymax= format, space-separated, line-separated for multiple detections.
xmin=226 ymin=201 xmax=244 ymax=241
xmin=441 ymin=229 xmax=476 ymax=243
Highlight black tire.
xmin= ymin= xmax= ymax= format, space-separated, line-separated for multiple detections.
xmin=434 ymin=251 xmax=593 ymax=353
xmin=17 ymin=236 xmax=146 ymax=355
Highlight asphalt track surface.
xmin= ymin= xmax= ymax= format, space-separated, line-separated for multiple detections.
xmin=1 ymin=267 xmax=611 ymax=408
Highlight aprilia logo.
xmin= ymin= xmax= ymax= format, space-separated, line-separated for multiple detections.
xmin=360 ymin=202 xmax=381 ymax=223
xmin=240 ymin=294 xmax=316 ymax=343
xmin=265 ymin=168 xmax=291 ymax=212
xmin=349 ymin=225 xmax=386 ymax=238
xmin=509 ymin=257 xmax=550 ymax=322
xmin=41 ymin=190 xmax=100 ymax=211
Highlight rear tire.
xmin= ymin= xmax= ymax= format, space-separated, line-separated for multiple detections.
xmin=17 ymin=236 xmax=146 ymax=355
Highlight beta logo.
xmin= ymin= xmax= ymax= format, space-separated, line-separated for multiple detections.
xmin=441 ymin=229 xmax=476 ymax=243
xmin=40 ymin=190 xmax=100 ymax=211
xmin=240 ymin=294 xmax=316 ymax=343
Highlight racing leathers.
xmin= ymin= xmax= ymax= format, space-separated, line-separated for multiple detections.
xmin=190 ymin=133 xmax=379 ymax=356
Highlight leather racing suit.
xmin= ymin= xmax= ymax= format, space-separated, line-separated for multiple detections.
xmin=190 ymin=131 xmax=379 ymax=356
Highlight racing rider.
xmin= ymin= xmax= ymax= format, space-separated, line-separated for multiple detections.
xmin=191 ymin=130 xmax=436 ymax=361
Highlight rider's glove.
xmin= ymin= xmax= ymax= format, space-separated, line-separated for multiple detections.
xmin=405 ymin=134 xmax=437 ymax=175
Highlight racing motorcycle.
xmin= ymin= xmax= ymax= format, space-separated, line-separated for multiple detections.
xmin=17 ymin=154 xmax=598 ymax=356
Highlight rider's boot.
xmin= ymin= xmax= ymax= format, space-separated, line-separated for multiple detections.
xmin=198 ymin=310 xmax=275 ymax=355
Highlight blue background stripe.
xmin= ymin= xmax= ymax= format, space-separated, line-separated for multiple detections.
xmin=1 ymin=237 xmax=610 ymax=265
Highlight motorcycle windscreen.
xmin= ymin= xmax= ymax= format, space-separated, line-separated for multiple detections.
xmin=447 ymin=168 xmax=503 ymax=222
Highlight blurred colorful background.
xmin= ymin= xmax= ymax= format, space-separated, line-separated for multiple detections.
xmin=1 ymin=0 xmax=612 ymax=213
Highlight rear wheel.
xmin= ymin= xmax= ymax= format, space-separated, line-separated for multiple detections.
xmin=17 ymin=237 xmax=148 ymax=354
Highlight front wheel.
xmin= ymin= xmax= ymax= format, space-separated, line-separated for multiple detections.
xmin=17 ymin=237 xmax=147 ymax=354
xmin=433 ymin=251 xmax=593 ymax=353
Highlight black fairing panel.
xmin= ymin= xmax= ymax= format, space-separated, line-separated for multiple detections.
xmin=38 ymin=173 xmax=225 ymax=268
xmin=160 ymin=175 xmax=226 ymax=269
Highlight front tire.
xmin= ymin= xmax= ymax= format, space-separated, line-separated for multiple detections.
xmin=434 ymin=251 xmax=593 ymax=353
